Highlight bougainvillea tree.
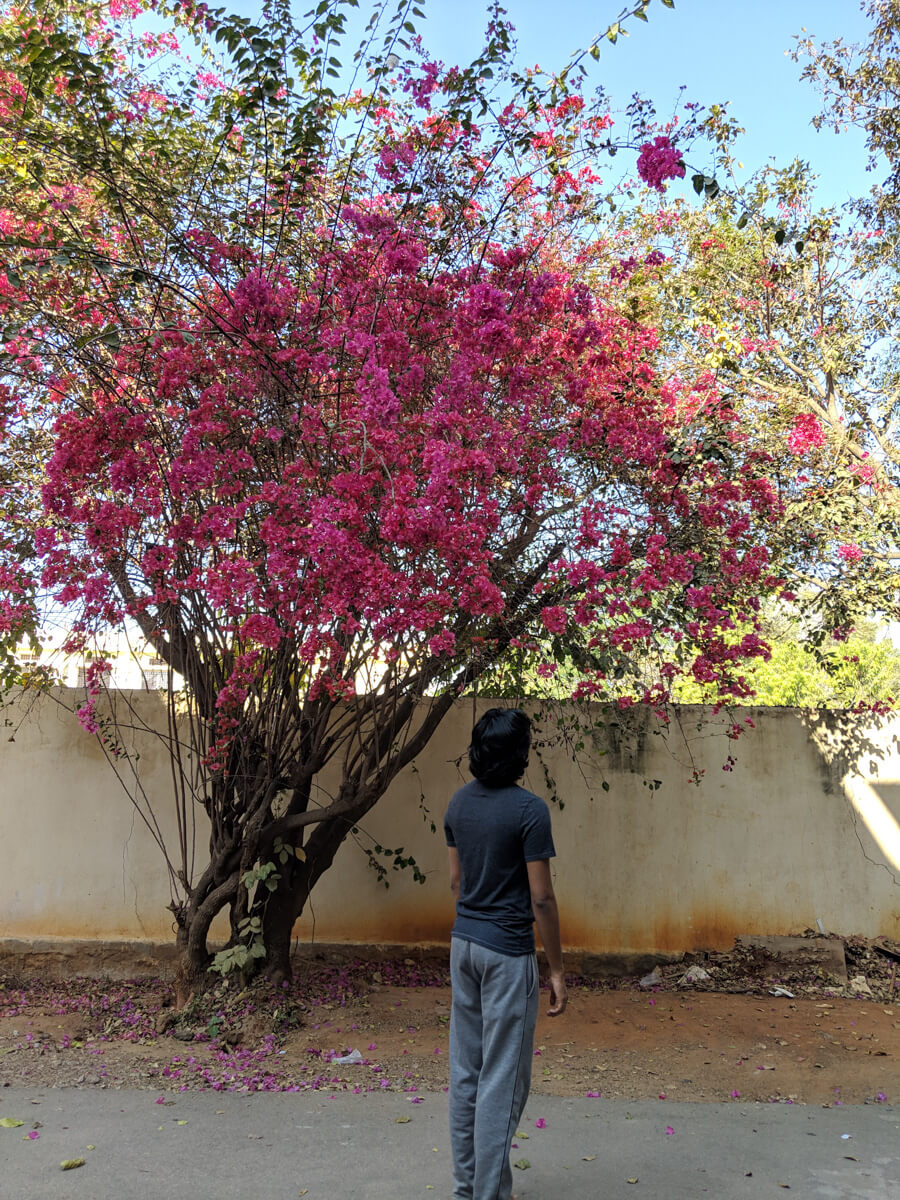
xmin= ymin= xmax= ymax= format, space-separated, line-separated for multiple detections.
xmin=0 ymin=0 xmax=798 ymax=989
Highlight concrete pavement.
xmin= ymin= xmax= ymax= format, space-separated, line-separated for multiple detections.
xmin=1 ymin=1087 xmax=897 ymax=1200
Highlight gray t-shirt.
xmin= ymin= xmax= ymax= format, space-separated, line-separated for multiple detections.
xmin=444 ymin=779 xmax=556 ymax=956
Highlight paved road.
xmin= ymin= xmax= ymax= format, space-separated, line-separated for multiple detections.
xmin=1 ymin=1088 xmax=897 ymax=1200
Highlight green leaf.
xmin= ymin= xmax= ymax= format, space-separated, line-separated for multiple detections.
xmin=691 ymin=173 xmax=705 ymax=195
xmin=736 ymin=211 xmax=749 ymax=229
xmin=589 ymin=44 xmax=600 ymax=60
xmin=794 ymin=240 xmax=805 ymax=254
xmin=774 ymin=228 xmax=785 ymax=246
xmin=660 ymin=0 xmax=676 ymax=7
xmin=0 ymin=1118 xmax=24 ymax=1128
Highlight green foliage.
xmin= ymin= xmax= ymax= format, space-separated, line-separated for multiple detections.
xmin=363 ymin=842 xmax=427 ymax=888
xmin=241 ymin=861 xmax=281 ymax=893
xmin=675 ymin=621 xmax=900 ymax=708
xmin=272 ymin=837 xmax=306 ymax=867
xmin=209 ymin=915 xmax=266 ymax=975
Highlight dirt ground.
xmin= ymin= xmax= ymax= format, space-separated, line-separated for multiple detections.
xmin=2 ymin=943 xmax=898 ymax=1106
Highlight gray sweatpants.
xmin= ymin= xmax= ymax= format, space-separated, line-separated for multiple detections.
xmin=449 ymin=936 xmax=539 ymax=1200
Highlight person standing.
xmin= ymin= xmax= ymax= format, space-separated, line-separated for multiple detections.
xmin=444 ymin=707 xmax=567 ymax=1200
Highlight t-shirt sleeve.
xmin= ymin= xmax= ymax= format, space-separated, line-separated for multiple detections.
xmin=521 ymin=795 xmax=555 ymax=861
xmin=444 ymin=810 xmax=456 ymax=847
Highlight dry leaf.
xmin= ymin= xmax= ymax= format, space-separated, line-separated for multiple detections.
xmin=583 ymin=1154 xmax=596 ymax=1161
xmin=60 ymin=1158 xmax=86 ymax=1170
xmin=396 ymin=1116 xmax=411 ymax=1124
xmin=0 ymin=1118 xmax=24 ymax=1128
xmin=627 ymin=1178 xmax=639 ymax=1185
xmin=513 ymin=1159 xmax=531 ymax=1170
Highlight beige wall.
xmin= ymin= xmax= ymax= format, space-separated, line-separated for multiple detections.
xmin=2 ymin=692 xmax=898 ymax=955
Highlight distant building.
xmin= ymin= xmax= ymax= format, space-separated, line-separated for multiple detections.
xmin=16 ymin=627 xmax=181 ymax=691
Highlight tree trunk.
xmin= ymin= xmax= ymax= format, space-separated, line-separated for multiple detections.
xmin=171 ymin=867 xmax=240 ymax=1006
xmin=261 ymin=887 xmax=299 ymax=985
xmin=173 ymin=923 xmax=210 ymax=1008
xmin=262 ymin=811 xmax=357 ymax=983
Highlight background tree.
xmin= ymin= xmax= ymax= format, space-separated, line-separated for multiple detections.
xmin=602 ymin=149 xmax=900 ymax=659
xmin=674 ymin=608 xmax=900 ymax=708
xmin=0 ymin=0 xmax=841 ymax=993
xmin=795 ymin=0 xmax=900 ymax=232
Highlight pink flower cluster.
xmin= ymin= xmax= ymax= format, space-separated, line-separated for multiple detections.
xmin=636 ymin=136 xmax=685 ymax=192
xmin=404 ymin=60 xmax=442 ymax=111
xmin=787 ymin=412 xmax=825 ymax=455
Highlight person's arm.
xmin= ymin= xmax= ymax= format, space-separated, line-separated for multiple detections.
xmin=448 ymin=846 xmax=461 ymax=905
xmin=526 ymin=858 xmax=567 ymax=1016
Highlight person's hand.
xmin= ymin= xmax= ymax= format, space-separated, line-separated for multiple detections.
xmin=547 ymin=969 xmax=568 ymax=1016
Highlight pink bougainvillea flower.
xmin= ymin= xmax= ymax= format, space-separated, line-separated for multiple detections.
xmin=787 ymin=412 xmax=825 ymax=454
xmin=636 ymin=135 xmax=685 ymax=191
xmin=665 ymin=1125 xmax=675 ymax=1136
xmin=535 ymin=1118 xmax=546 ymax=1128
xmin=540 ymin=606 xmax=567 ymax=634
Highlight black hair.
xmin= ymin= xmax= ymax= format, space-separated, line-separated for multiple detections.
xmin=468 ymin=707 xmax=531 ymax=788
